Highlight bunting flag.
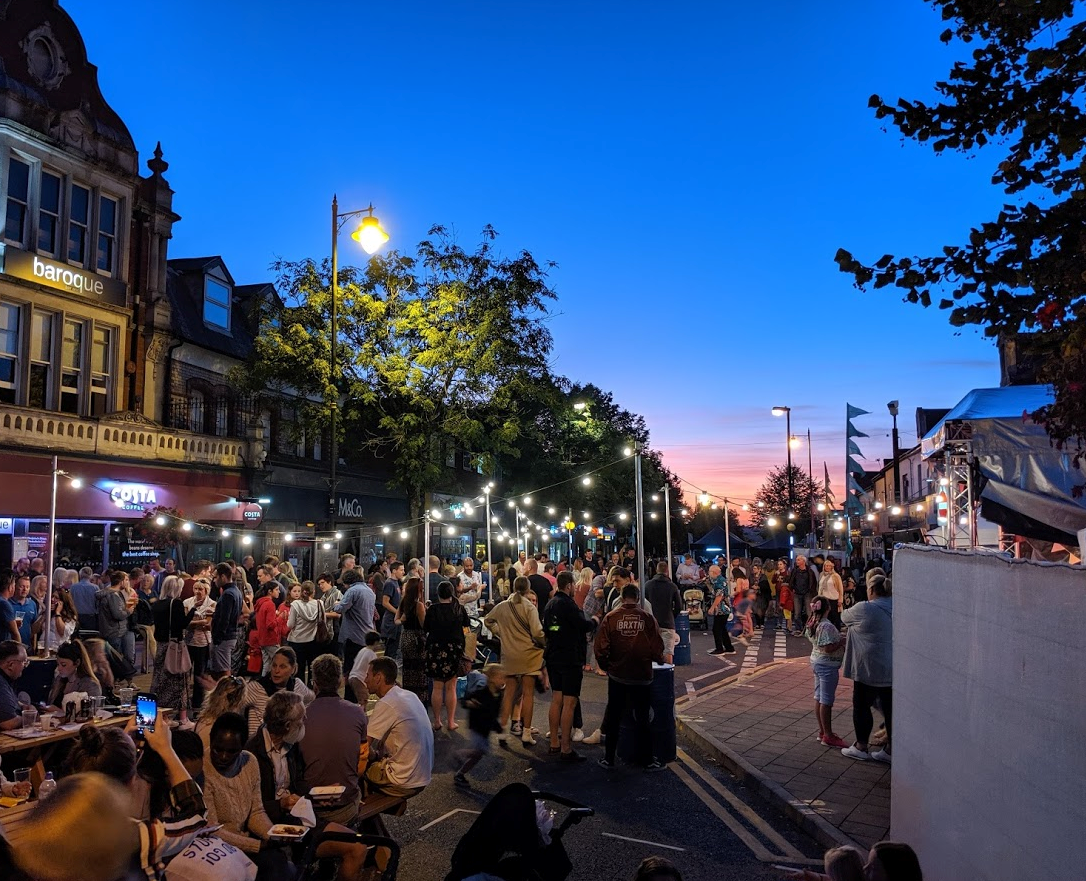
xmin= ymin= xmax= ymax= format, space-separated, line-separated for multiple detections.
xmin=824 ymin=462 xmax=835 ymax=502
xmin=848 ymin=474 xmax=865 ymax=495
xmin=847 ymin=404 xmax=871 ymax=419
xmin=847 ymin=456 xmax=865 ymax=475
xmin=845 ymin=403 xmax=868 ymax=516
xmin=847 ymin=438 xmax=864 ymax=456
xmin=848 ymin=424 xmax=869 ymax=439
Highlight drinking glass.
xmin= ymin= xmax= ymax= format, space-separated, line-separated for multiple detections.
xmin=14 ymin=768 xmax=30 ymax=785
xmin=118 ymin=687 xmax=135 ymax=709
xmin=20 ymin=708 xmax=37 ymax=731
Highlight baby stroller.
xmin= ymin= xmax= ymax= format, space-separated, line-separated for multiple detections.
xmin=445 ymin=783 xmax=594 ymax=881
xmin=683 ymin=586 xmax=708 ymax=631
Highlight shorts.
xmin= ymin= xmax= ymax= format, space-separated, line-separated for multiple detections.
xmin=811 ymin=659 xmax=840 ymax=706
xmin=660 ymin=628 xmax=678 ymax=656
xmin=467 ymin=729 xmax=491 ymax=754
xmin=546 ymin=664 xmax=584 ymax=698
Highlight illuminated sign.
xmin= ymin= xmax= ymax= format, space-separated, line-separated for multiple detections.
xmin=0 ymin=518 xmax=11 ymax=534
xmin=109 ymin=483 xmax=159 ymax=511
xmin=242 ymin=503 xmax=264 ymax=526
xmin=1 ymin=248 xmax=126 ymax=306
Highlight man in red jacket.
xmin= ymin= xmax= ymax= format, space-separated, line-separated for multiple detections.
xmin=593 ymin=577 xmax=665 ymax=771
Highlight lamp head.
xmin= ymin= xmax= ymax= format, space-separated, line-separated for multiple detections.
xmin=771 ymin=406 xmax=788 ymax=417
xmin=887 ymin=400 xmax=900 ymax=417
xmin=351 ymin=207 xmax=389 ymax=255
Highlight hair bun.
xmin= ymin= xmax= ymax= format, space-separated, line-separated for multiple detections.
xmin=79 ymin=724 xmax=104 ymax=753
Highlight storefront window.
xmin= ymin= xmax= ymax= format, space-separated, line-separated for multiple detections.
xmin=38 ymin=169 xmax=62 ymax=256
xmin=68 ymin=184 xmax=90 ymax=264
xmin=90 ymin=326 xmax=112 ymax=416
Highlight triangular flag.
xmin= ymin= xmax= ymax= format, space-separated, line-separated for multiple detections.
xmin=848 ymin=474 xmax=865 ymax=494
xmin=847 ymin=404 xmax=870 ymax=418
xmin=847 ymin=420 xmax=869 ymax=438
xmin=847 ymin=438 xmax=864 ymax=456
xmin=847 ymin=456 xmax=865 ymax=475
xmin=824 ymin=463 xmax=835 ymax=501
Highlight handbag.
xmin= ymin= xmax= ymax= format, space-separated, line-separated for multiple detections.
xmin=165 ymin=835 xmax=257 ymax=881
xmin=314 ymin=601 xmax=331 ymax=644
xmin=165 ymin=602 xmax=193 ymax=675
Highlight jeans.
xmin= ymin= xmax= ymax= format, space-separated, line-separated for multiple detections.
xmin=108 ymin=632 xmax=136 ymax=669
xmin=793 ymin=593 xmax=811 ymax=630
xmin=260 ymin=644 xmax=279 ymax=676
xmin=342 ymin=639 xmax=364 ymax=702
xmin=189 ymin=644 xmax=209 ymax=710
xmin=852 ymin=681 xmax=893 ymax=747
xmin=601 ymin=679 xmax=653 ymax=765
xmin=382 ymin=624 xmax=402 ymax=662
xmin=288 ymin=640 xmax=318 ymax=686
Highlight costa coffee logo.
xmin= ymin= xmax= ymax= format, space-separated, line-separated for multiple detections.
xmin=110 ymin=483 xmax=158 ymax=510
xmin=242 ymin=503 xmax=263 ymax=525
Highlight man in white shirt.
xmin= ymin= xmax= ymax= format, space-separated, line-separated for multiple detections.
xmin=512 ymin=551 xmax=527 ymax=576
xmin=363 ymin=657 xmax=433 ymax=798
xmin=347 ymin=631 xmax=382 ymax=702
xmin=457 ymin=557 xmax=482 ymax=617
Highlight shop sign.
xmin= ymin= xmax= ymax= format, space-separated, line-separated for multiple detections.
xmin=1 ymin=248 xmax=127 ymax=306
xmin=108 ymin=482 xmax=160 ymax=511
xmin=242 ymin=503 xmax=263 ymax=526
xmin=337 ymin=494 xmax=366 ymax=520
xmin=0 ymin=518 xmax=11 ymax=534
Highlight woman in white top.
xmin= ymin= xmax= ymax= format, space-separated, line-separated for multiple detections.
xmin=286 ymin=580 xmax=323 ymax=685
xmin=35 ymin=588 xmax=79 ymax=651
xmin=818 ymin=559 xmax=844 ymax=627
xmin=184 ymin=579 xmax=216 ymax=713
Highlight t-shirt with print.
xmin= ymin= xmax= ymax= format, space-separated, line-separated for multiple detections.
xmin=808 ymin=619 xmax=844 ymax=666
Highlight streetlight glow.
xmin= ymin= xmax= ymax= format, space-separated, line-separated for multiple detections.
xmin=767 ymin=516 xmax=779 ymax=526
xmin=698 ymin=492 xmax=710 ymax=505
xmin=771 ymin=406 xmax=788 ymax=417
xmin=70 ymin=477 xmax=83 ymax=489
xmin=582 ymin=477 xmax=592 ymax=486
xmin=351 ymin=209 xmax=389 ymax=254
xmin=283 ymin=533 xmax=293 ymax=542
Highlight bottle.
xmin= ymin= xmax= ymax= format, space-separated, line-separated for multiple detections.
xmin=38 ymin=772 xmax=57 ymax=801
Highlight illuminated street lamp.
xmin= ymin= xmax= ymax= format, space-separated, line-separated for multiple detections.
xmin=328 ymin=198 xmax=389 ymax=534
xmin=771 ymin=406 xmax=795 ymax=547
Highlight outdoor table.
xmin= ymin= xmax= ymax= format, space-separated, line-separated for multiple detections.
xmin=0 ymin=714 xmax=129 ymax=789
xmin=15 ymin=657 xmax=57 ymax=706
xmin=0 ymin=796 xmax=35 ymax=839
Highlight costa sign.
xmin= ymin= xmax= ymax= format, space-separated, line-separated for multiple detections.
xmin=110 ymin=483 xmax=159 ymax=510
xmin=242 ymin=503 xmax=264 ymax=526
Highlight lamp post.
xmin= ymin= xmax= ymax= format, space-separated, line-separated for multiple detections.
xmin=484 ymin=484 xmax=493 ymax=598
xmin=328 ymin=197 xmax=389 ymax=532
xmin=887 ymin=400 xmax=901 ymax=508
xmin=772 ymin=406 xmax=795 ymax=557
xmin=660 ymin=483 xmax=673 ymax=578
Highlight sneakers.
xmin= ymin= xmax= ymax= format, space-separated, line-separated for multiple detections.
xmin=841 ymin=744 xmax=872 ymax=761
xmin=597 ymin=757 xmax=615 ymax=769
xmin=708 ymin=649 xmax=724 ymax=655
xmin=644 ymin=760 xmax=665 ymax=772
xmin=870 ymin=749 xmax=892 ymax=764
xmin=582 ymin=728 xmax=603 ymax=745
xmin=724 ymin=649 xmax=737 ymax=655
xmin=453 ymin=772 xmax=469 ymax=787
xmin=821 ymin=734 xmax=850 ymax=749
xmin=521 ymin=733 xmax=537 ymax=746
xmin=560 ymin=750 xmax=588 ymax=762
xmin=572 ymin=728 xmax=585 ymax=743
xmin=510 ymin=721 xmax=523 ymax=736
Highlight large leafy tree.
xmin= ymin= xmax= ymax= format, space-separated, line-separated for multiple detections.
xmin=750 ymin=465 xmax=823 ymax=538
xmin=834 ymin=1 xmax=1086 ymax=471
xmin=242 ymin=225 xmax=557 ymax=519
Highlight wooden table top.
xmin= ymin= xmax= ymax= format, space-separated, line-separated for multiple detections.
xmin=0 ymin=798 xmax=35 ymax=837
xmin=0 ymin=713 xmax=128 ymax=755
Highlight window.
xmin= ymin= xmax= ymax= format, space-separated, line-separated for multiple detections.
xmin=4 ymin=157 xmax=30 ymax=244
xmin=60 ymin=319 xmax=82 ymax=414
xmin=188 ymin=390 xmax=205 ymax=433
xmin=90 ymin=326 xmax=111 ymax=416
xmin=68 ymin=184 xmax=90 ymax=264
xmin=446 ymin=447 xmax=456 ymax=468
xmin=214 ymin=398 xmax=228 ymax=437
xmin=29 ymin=311 xmax=53 ymax=409
xmin=97 ymin=195 xmax=117 ymax=273
xmin=37 ymin=170 xmax=62 ymax=255
xmin=0 ymin=304 xmax=18 ymax=404
xmin=203 ymin=278 xmax=231 ymax=330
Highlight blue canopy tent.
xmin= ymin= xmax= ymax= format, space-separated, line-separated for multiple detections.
xmin=692 ymin=525 xmax=749 ymax=559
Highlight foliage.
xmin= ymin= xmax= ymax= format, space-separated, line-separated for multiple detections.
xmin=241 ymin=225 xmax=558 ymax=518
xmin=133 ymin=506 xmax=185 ymax=548
xmin=749 ymin=465 xmax=823 ymax=537
xmin=834 ymin=1 xmax=1086 ymax=465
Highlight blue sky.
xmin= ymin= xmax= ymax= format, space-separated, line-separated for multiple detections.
xmin=70 ymin=1 xmax=1004 ymax=507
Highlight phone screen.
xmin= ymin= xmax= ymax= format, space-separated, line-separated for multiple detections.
xmin=136 ymin=693 xmax=157 ymax=733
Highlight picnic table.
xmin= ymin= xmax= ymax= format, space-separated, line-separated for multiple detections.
xmin=0 ymin=714 xmax=129 ymax=789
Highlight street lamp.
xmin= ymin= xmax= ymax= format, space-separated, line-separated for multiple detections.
xmin=887 ymin=400 xmax=901 ymax=507
xmin=328 ymin=198 xmax=389 ymax=533
xmin=772 ymin=405 xmax=794 ymax=555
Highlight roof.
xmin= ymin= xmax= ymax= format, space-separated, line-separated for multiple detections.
xmin=692 ymin=525 xmax=748 ymax=551
xmin=166 ymin=257 xmax=273 ymax=361
xmin=921 ymin=385 xmax=1055 ymax=455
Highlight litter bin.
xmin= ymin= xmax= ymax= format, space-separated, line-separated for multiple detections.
xmin=673 ymin=612 xmax=691 ymax=666
xmin=616 ymin=662 xmax=677 ymax=764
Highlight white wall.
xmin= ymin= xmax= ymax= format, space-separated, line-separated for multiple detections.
xmin=892 ymin=546 xmax=1086 ymax=881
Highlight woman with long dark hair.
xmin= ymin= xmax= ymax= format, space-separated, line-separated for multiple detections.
xmin=425 ymin=581 xmax=468 ymax=731
xmin=396 ymin=576 xmax=427 ymax=702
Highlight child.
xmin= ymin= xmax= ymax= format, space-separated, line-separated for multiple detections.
xmin=454 ymin=665 xmax=506 ymax=787
xmin=348 ymin=631 xmax=383 ymax=703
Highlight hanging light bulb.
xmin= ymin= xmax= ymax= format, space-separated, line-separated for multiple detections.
xmin=446 ymin=526 xmax=455 ymax=535
xmin=334 ymin=531 xmax=343 ymax=540
xmin=623 ymin=446 xmax=633 ymax=457
xmin=582 ymin=477 xmax=591 ymax=486
xmin=283 ymin=533 xmax=293 ymax=542
xmin=507 ymin=499 xmax=516 ymax=508
xmin=70 ymin=477 xmax=83 ymax=489
xmin=155 ymin=515 xmax=167 ymax=526
xmin=619 ymin=512 xmax=628 ymax=521
xmin=651 ymin=494 xmax=659 ymax=502
xmin=221 ymin=529 xmax=230 ymax=538
xmin=382 ymin=526 xmax=390 ymax=534
xmin=523 ymin=496 xmax=532 ymax=505
xmin=698 ymin=492 xmax=710 ymax=505
xmin=242 ymin=535 xmax=253 ymax=545
xmin=322 ymin=541 xmax=332 ymax=550
xmin=650 ymin=512 xmax=658 ymax=519
xmin=181 ymin=522 xmax=193 ymax=532
xmin=399 ymin=530 xmax=409 ymax=539
xmin=547 ymin=507 xmax=556 ymax=516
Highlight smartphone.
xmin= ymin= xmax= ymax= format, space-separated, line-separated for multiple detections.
xmin=136 ymin=692 xmax=157 ymax=734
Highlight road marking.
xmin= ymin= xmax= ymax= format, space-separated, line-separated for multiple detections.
xmin=687 ymin=664 xmax=736 ymax=684
xmin=601 ymin=832 xmax=686 ymax=852
xmin=774 ymin=628 xmax=788 ymax=660
xmin=417 ymin=808 xmax=481 ymax=832
xmin=676 ymin=748 xmax=805 ymax=859
xmin=739 ymin=631 xmax=762 ymax=675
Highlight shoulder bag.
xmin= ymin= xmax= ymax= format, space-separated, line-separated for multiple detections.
xmin=313 ymin=600 xmax=331 ymax=643
xmin=165 ymin=601 xmax=193 ymax=675
xmin=510 ymin=600 xmax=545 ymax=650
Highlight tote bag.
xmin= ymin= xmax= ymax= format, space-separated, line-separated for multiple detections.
xmin=165 ymin=603 xmax=193 ymax=675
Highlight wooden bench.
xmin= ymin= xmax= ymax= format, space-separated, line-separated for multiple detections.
xmin=352 ymin=792 xmax=406 ymax=840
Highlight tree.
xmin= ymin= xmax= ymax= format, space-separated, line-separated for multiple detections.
xmin=242 ymin=225 xmax=557 ymax=521
xmin=749 ymin=465 xmax=822 ymax=537
xmin=834 ymin=1 xmax=1086 ymax=471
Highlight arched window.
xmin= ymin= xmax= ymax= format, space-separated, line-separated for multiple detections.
xmin=188 ymin=389 xmax=205 ymax=434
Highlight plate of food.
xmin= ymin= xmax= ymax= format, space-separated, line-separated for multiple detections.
xmin=307 ymin=785 xmax=346 ymax=800
xmin=268 ymin=824 xmax=308 ymax=840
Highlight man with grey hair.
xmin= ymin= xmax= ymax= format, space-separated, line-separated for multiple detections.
xmin=71 ymin=566 xmax=99 ymax=631
xmin=299 ymin=653 xmax=368 ymax=825
xmin=457 ymin=557 xmax=482 ymax=616
xmin=788 ymin=555 xmax=818 ymax=636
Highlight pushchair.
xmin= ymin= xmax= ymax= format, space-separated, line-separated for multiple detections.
xmin=445 ymin=783 xmax=594 ymax=881
xmin=683 ymin=586 xmax=708 ymax=631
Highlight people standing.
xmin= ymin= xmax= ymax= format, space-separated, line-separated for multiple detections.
xmin=775 ymin=559 xmax=793 ymax=634
xmin=97 ymin=570 xmax=135 ymax=666
xmin=395 ymin=576 xmax=428 ymax=704
xmin=840 ymin=574 xmax=894 ymax=765
xmin=210 ymin=563 xmax=243 ymax=676
xmin=642 ymin=562 xmax=682 ymax=665
xmin=380 ymin=563 xmax=403 ymax=662
xmin=818 ymin=559 xmax=844 ymax=627
xmin=151 ymin=574 xmax=196 ymax=726
xmin=805 ymin=596 xmax=849 ymax=748
xmin=675 ymin=554 xmax=700 ymax=588
xmin=543 ymin=571 xmax=599 ymax=761
xmin=316 ymin=572 xmax=342 ymax=656
xmin=183 ymin=580 xmax=215 ymax=712
xmin=252 ymin=570 xmax=281 ymax=676
xmin=707 ymin=564 xmax=736 ymax=656
xmin=70 ymin=566 xmax=99 ymax=632
xmin=425 ymin=582 xmax=469 ymax=732
xmin=9 ymin=576 xmax=36 ymax=645
xmin=788 ymin=555 xmax=818 ymax=636
xmin=286 ymin=580 xmax=322 ymax=685
xmin=594 ymin=581 xmax=665 ymax=771
xmin=457 ymin=557 xmax=483 ymax=616
xmin=335 ymin=569 xmax=378 ymax=689
xmin=485 ymin=576 xmax=545 ymax=746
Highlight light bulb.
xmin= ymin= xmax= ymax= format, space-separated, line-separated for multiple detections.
xmin=399 ymin=530 xmax=409 ymax=539
xmin=382 ymin=526 xmax=390 ymax=534
xmin=283 ymin=533 xmax=293 ymax=542
xmin=582 ymin=477 xmax=591 ymax=486
xmin=242 ymin=535 xmax=252 ymax=546
xmin=322 ymin=542 xmax=332 ymax=550
xmin=155 ymin=516 xmax=167 ymax=526
xmin=650 ymin=512 xmax=658 ymax=519
xmin=334 ymin=531 xmax=343 ymax=540
xmin=181 ymin=522 xmax=193 ymax=532
xmin=70 ymin=477 xmax=83 ymax=489
xmin=221 ymin=529 xmax=230 ymax=538
xmin=623 ymin=446 xmax=633 ymax=457
xmin=507 ymin=499 xmax=516 ymax=508
xmin=523 ymin=496 xmax=532 ymax=505
xmin=619 ymin=513 xmax=628 ymax=521
xmin=767 ymin=517 xmax=778 ymax=527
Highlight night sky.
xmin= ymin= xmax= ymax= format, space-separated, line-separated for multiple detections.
xmin=68 ymin=1 xmax=1003 ymax=511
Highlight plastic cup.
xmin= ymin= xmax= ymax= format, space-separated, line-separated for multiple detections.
xmin=20 ymin=708 xmax=37 ymax=730
xmin=118 ymin=687 xmax=134 ymax=709
xmin=14 ymin=768 xmax=30 ymax=784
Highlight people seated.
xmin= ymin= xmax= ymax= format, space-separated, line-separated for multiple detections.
xmin=47 ymin=639 xmax=102 ymax=710
xmin=299 ymin=653 xmax=368 ymax=826
xmin=195 ymin=674 xmax=247 ymax=750
xmin=347 ymin=631 xmax=383 ymax=703
xmin=0 ymin=640 xmax=28 ymax=730
xmin=362 ymin=656 xmax=433 ymax=799
xmin=241 ymin=645 xmax=314 ymax=739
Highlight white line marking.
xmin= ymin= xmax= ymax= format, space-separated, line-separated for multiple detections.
xmin=685 ymin=681 xmax=695 ymax=696
xmin=418 ymin=808 xmax=481 ymax=831
xmin=601 ymin=832 xmax=686 ymax=852
xmin=688 ymin=665 xmax=735 ymax=684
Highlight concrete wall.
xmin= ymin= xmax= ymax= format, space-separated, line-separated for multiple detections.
xmin=892 ymin=546 xmax=1086 ymax=881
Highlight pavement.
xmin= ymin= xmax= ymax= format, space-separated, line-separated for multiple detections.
xmin=676 ymin=631 xmax=891 ymax=852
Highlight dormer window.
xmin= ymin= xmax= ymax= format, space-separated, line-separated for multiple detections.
xmin=204 ymin=276 xmax=231 ymax=331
